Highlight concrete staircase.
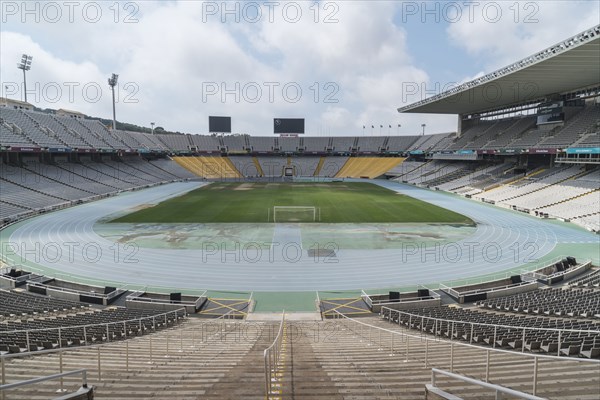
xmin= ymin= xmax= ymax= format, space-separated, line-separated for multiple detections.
xmin=1 ymin=319 xmax=273 ymax=400
xmin=269 ymin=318 xmax=600 ymax=399
xmin=2 ymin=317 xmax=599 ymax=399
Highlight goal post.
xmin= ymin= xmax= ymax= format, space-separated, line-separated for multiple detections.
xmin=272 ymin=206 xmax=319 ymax=222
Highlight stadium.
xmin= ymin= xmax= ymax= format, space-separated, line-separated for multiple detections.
xmin=0 ymin=4 xmax=599 ymax=400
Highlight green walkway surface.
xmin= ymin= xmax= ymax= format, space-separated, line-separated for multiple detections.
xmin=252 ymin=291 xmax=318 ymax=312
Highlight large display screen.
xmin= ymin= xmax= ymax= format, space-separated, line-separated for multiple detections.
xmin=274 ymin=118 xmax=304 ymax=134
xmin=209 ymin=116 xmax=232 ymax=133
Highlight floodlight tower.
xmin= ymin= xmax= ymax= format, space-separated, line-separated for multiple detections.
xmin=17 ymin=54 xmax=33 ymax=103
xmin=108 ymin=73 xmax=119 ymax=130
xmin=421 ymin=123 xmax=426 ymax=136
xmin=150 ymin=122 xmax=155 ymax=135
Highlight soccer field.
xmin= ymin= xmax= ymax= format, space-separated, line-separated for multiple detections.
xmin=111 ymin=182 xmax=473 ymax=224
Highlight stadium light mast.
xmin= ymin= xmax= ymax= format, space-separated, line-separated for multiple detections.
xmin=108 ymin=73 xmax=119 ymax=130
xmin=150 ymin=122 xmax=155 ymax=135
xmin=17 ymin=54 xmax=33 ymax=103
xmin=421 ymin=123 xmax=426 ymax=136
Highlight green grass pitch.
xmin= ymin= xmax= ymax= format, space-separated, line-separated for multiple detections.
xmin=111 ymin=182 xmax=473 ymax=224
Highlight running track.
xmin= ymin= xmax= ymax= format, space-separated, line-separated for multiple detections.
xmin=2 ymin=181 xmax=598 ymax=291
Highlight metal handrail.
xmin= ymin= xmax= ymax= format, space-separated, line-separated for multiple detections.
xmin=0 ymin=307 xmax=186 ymax=354
xmin=334 ymin=309 xmax=599 ymax=396
xmin=334 ymin=310 xmax=600 ymax=364
xmin=264 ymin=311 xmax=285 ymax=398
xmin=380 ymin=306 xmax=600 ymax=337
xmin=437 ymin=255 xmax=580 ymax=290
xmin=26 ymin=280 xmax=128 ymax=300
xmin=430 ymin=368 xmax=546 ymax=400
xmin=0 ymin=368 xmax=88 ymax=391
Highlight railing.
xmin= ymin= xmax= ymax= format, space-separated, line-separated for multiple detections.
xmin=0 ymin=308 xmax=186 ymax=354
xmin=429 ymin=368 xmax=545 ymax=400
xmin=522 ymin=260 xmax=591 ymax=283
xmin=380 ymin=306 xmax=600 ymax=356
xmin=520 ymin=255 xmax=572 ymax=279
xmin=440 ymin=280 xmax=537 ymax=300
xmin=0 ymin=265 xmax=35 ymax=287
xmin=437 ymin=255 xmax=581 ymax=291
xmin=125 ymin=288 xmax=207 ymax=309
xmin=5 ymin=264 xmax=129 ymax=295
xmin=438 ymin=271 xmax=517 ymax=291
xmin=360 ymin=289 xmax=373 ymax=308
xmin=0 ymin=263 xmax=212 ymax=307
xmin=362 ymin=286 xmax=441 ymax=307
xmin=332 ymin=310 xmax=599 ymax=397
xmin=264 ymin=311 xmax=286 ymax=398
xmin=0 ymin=318 xmax=241 ymax=399
xmin=26 ymin=280 xmax=128 ymax=302
xmin=0 ymin=369 xmax=89 ymax=400
xmin=438 ymin=283 xmax=460 ymax=299
xmin=217 ymin=309 xmax=240 ymax=320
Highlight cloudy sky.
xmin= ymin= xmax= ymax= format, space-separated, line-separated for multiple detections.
xmin=1 ymin=1 xmax=598 ymax=136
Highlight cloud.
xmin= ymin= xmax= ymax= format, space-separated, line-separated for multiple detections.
xmin=446 ymin=1 xmax=600 ymax=70
xmin=1 ymin=1 xmax=597 ymax=137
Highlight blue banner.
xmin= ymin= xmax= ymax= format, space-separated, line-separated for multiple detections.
xmin=566 ymin=147 xmax=600 ymax=154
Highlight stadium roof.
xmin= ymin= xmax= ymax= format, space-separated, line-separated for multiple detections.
xmin=398 ymin=25 xmax=600 ymax=116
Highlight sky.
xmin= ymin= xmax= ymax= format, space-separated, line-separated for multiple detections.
xmin=0 ymin=1 xmax=598 ymax=136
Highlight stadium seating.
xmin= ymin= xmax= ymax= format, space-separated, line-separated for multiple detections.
xmin=278 ymin=136 xmax=300 ymax=152
xmin=154 ymin=133 xmax=191 ymax=152
xmin=381 ymin=305 xmax=600 ymax=358
xmin=173 ymin=156 xmax=241 ymax=179
xmin=476 ymin=287 xmax=600 ymax=319
xmin=2 ymin=318 xmax=270 ymax=399
xmin=0 ymin=156 xmax=196 ymax=223
xmin=149 ymin=158 xmax=198 ymax=179
xmin=575 ymin=131 xmax=600 ymax=147
xmin=0 ymin=108 xmax=64 ymax=147
xmin=221 ymin=135 xmax=246 ymax=152
xmin=335 ymin=157 xmax=405 ymax=179
xmin=257 ymin=156 xmax=288 ymax=177
xmin=435 ymin=163 xmax=514 ymax=194
xmin=571 ymin=213 xmax=600 ymax=232
xmin=331 ymin=136 xmax=356 ymax=153
xmin=228 ymin=155 xmax=261 ymax=177
xmin=0 ymin=289 xmax=185 ymax=354
xmin=1 ymin=104 xmax=598 ymax=155
xmin=502 ymin=168 xmax=599 ymax=211
xmin=537 ymin=105 xmax=600 ymax=147
xmin=303 ymin=136 xmax=331 ymax=152
xmin=26 ymin=112 xmax=92 ymax=149
xmin=191 ymin=134 xmax=222 ymax=152
xmin=72 ymin=118 xmax=127 ymax=149
xmin=248 ymin=136 xmax=274 ymax=152
xmin=316 ymin=156 xmax=348 ymax=177
xmin=570 ymin=269 xmax=600 ymax=289
xmin=0 ymin=120 xmax=36 ymax=146
xmin=3 ymin=316 xmax=599 ymax=399
xmin=386 ymin=134 xmax=420 ymax=151
xmin=396 ymin=161 xmax=471 ymax=185
xmin=288 ymin=156 xmax=321 ymax=176
xmin=356 ymin=136 xmax=386 ymax=152
xmin=447 ymin=120 xmax=496 ymax=150
xmin=482 ymin=116 xmax=538 ymax=149
xmin=473 ymin=165 xmax=583 ymax=204
xmin=0 ymin=289 xmax=89 ymax=319
xmin=0 ymin=202 xmax=30 ymax=220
